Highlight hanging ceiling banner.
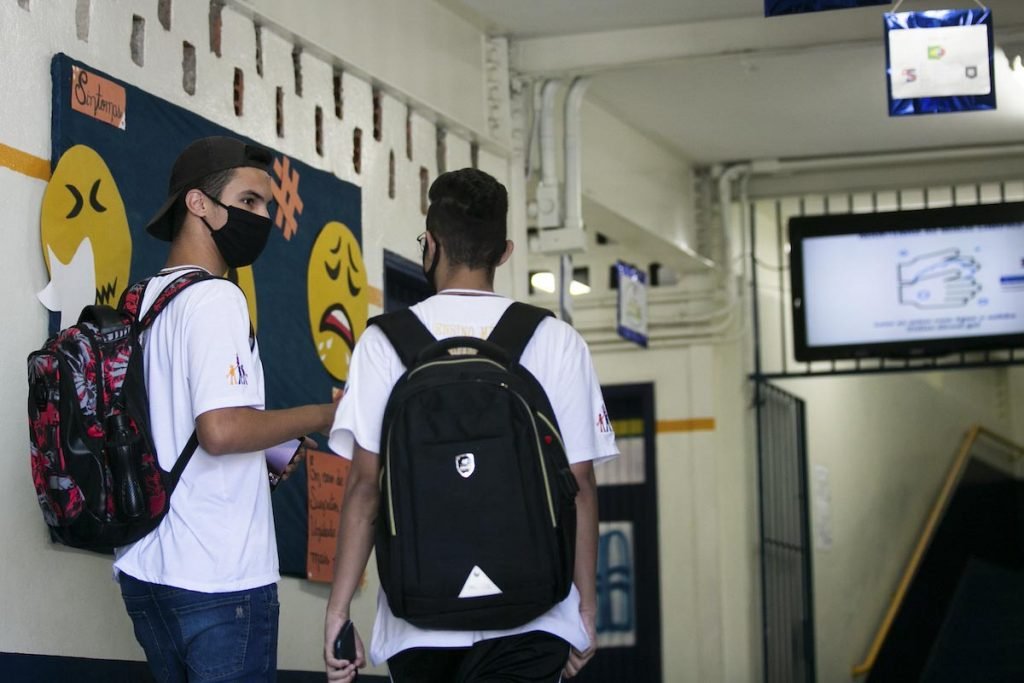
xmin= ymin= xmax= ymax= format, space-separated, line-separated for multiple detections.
xmin=616 ymin=261 xmax=648 ymax=348
xmin=765 ymin=0 xmax=888 ymax=17
xmin=885 ymin=9 xmax=995 ymax=116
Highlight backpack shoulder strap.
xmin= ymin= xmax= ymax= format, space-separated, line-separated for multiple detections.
xmin=169 ymin=432 xmax=199 ymax=486
xmin=123 ymin=270 xmax=215 ymax=479
xmin=136 ymin=268 xmax=216 ymax=329
xmin=368 ymin=309 xmax=437 ymax=368
xmin=117 ymin=278 xmax=150 ymax=320
xmin=487 ymin=302 xmax=554 ymax=363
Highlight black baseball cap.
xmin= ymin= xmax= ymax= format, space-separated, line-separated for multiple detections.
xmin=145 ymin=136 xmax=274 ymax=241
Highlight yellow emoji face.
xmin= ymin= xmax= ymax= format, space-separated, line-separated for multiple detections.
xmin=307 ymin=221 xmax=368 ymax=382
xmin=40 ymin=145 xmax=131 ymax=306
xmin=226 ymin=265 xmax=259 ymax=332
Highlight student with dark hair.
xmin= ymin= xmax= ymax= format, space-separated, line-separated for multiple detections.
xmin=115 ymin=136 xmax=338 ymax=681
xmin=324 ymin=168 xmax=617 ymax=682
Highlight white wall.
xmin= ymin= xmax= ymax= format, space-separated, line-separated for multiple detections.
xmin=580 ymin=99 xmax=698 ymax=254
xmin=1012 ymin=367 xmax=1024 ymax=445
xmin=0 ymin=0 xmax=504 ymax=677
xmin=235 ymin=0 xmax=492 ymax=142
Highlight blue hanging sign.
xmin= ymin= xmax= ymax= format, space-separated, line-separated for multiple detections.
xmin=765 ymin=0 xmax=888 ymax=17
xmin=616 ymin=261 xmax=648 ymax=348
xmin=885 ymin=9 xmax=995 ymax=116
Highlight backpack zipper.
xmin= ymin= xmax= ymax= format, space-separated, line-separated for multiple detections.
xmin=535 ymin=411 xmax=566 ymax=455
xmin=508 ymin=389 xmax=557 ymax=528
xmin=407 ymin=356 xmax=505 ymax=378
xmin=83 ymin=327 xmax=112 ymax=518
xmin=385 ymin=427 xmax=396 ymax=536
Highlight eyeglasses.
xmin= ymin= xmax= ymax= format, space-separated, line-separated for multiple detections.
xmin=416 ymin=232 xmax=427 ymax=250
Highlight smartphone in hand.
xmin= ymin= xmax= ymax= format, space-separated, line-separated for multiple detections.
xmin=334 ymin=619 xmax=356 ymax=662
xmin=266 ymin=438 xmax=303 ymax=490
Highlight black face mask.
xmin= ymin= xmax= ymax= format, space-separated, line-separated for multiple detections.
xmin=422 ymin=234 xmax=440 ymax=294
xmin=201 ymin=195 xmax=273 ymax=268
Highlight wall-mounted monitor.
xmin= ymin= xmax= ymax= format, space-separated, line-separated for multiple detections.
xmin=788 ymin=202 xmax=1024 ymax=362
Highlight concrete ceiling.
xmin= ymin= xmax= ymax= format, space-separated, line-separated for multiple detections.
xmin=438 ymin=0 xmax=1024 ymax=164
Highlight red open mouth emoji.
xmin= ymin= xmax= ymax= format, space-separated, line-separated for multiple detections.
xmin=319 ymin=303 xmax=355 ymax=350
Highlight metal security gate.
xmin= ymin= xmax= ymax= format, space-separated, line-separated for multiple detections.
xmin=756 ymin=381 xmax=815 ymax=683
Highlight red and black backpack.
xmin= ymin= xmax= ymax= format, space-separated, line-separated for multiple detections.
xmin=27 ymin=270 xmax=212 ymax=553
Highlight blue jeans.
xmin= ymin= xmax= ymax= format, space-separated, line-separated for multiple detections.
xmin=119 ymin=573 xmax=280 ymax=682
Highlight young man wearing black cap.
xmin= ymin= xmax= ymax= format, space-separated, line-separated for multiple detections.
xmin=323 ymin=168 xmax=618 ymax=682
xmin=114 ymin=136 xmax=337 ymax=681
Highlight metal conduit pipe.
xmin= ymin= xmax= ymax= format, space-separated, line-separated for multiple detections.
xmin=539 ymin=79 xmax=561 ymax=190
xmin=583 ymin=309 xmax=741 ymax=346
xmin=716 ymin=162 xmax=752 ymax=284
xmin=573 ymin=301 xmax=738 ymax=333
xmin=563 ymin=76 xmax=590 ymax=234
xmin=751 ymin=142 xmax=1024 ymax=175
xmin=569 ymin=289 xmax=733 ymax=309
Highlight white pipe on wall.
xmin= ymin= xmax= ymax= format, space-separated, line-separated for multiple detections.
xmin=539 ymin=79 xmax=561 ymax=189
xmin=535 ymin=79 xmax=563 ymax=232
xmin=752 ymin=142 xmax=1024 ymax=175
xmin=716 ymin=163 xmax=751 ymax=272
xmin=563 ymin=76 xmax=590 ymax=234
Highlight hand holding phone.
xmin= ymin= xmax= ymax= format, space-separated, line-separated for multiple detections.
xmin=333 ymin=619 xmax=356 ymax=662
xmin=266 ymin=438 xmax=303 ymax=490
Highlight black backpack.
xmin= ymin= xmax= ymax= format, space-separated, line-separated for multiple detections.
xmin=371 ymin=302 xmax=580 ymax=631
xmin=27 ymin=270 xmax=212 ymax=553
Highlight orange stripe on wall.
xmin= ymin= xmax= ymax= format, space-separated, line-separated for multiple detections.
xmin=0 ymin=142 xmax=50 ymax=181
xmin=367 ymin=285 xmax=382 ymax=308
xmin=657 ymin=418 xmax=716 ymax=433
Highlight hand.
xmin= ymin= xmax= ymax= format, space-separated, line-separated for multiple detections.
xmin=319 ymin=389 xmax=345 ymax=436
xmin=325 ymin=614 xmax=365 ymax=682
xmin=898 ymin=248 xmax=981 ymax=309
xmin=278 ymin=436 xmax=314 ymax=483
xmin=563 ymin=607 xmax=597 ymax=678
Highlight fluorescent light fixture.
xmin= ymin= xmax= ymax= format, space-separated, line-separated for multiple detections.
xmin=530 ymin=271 xmax=556 ymax=293
xmin=569 ymin=280 xmax=591 ymax=295
xmin=529 ymin=271 xmax=591 ymax=296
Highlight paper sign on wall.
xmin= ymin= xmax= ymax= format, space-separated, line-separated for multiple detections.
xmin=70 ymin=65 xmax=126 ymax=130
xmin=616 ymin=261 xmax=648 ymax=348
xmin=306 ymin=449 xmax=350 ymax=583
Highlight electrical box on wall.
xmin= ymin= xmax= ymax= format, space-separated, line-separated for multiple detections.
xmin=534 ymin=184 xmax=561 ymax=229
xmin=537 ymin=226 xmax=587 ymax=253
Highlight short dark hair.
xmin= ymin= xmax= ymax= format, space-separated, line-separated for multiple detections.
xmin=168 ymin=167 xmax=237 ymax=239
xmin=426 ymin=168 xmax=508 ymax=271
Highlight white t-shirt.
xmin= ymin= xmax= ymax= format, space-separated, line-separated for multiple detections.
xmin=113 ymin=267 xmax=279 ymax=593
xmin=328 ymin=289 xmax=618 ymax=665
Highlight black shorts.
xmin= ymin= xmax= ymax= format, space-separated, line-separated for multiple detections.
xmin=387 ymin=630 xmax=570 ymax=683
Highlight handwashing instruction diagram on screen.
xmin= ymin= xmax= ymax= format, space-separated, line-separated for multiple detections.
xmin=897 ymin=248 xmax=981 ymax=309
xmin=802 ymin=223 xmax=1024 ymax=347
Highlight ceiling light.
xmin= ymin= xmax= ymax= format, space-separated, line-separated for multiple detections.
xmin=529 ymin=271 xmax=590 ymax=296
xmin=530 ymin=271 xmax=556 ymax=293
xmin=569 ymin=280 xmax=591 ymax=295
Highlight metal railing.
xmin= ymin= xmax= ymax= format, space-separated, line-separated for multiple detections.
xmin=851 ymin=426 xmax=1024 ymax=677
